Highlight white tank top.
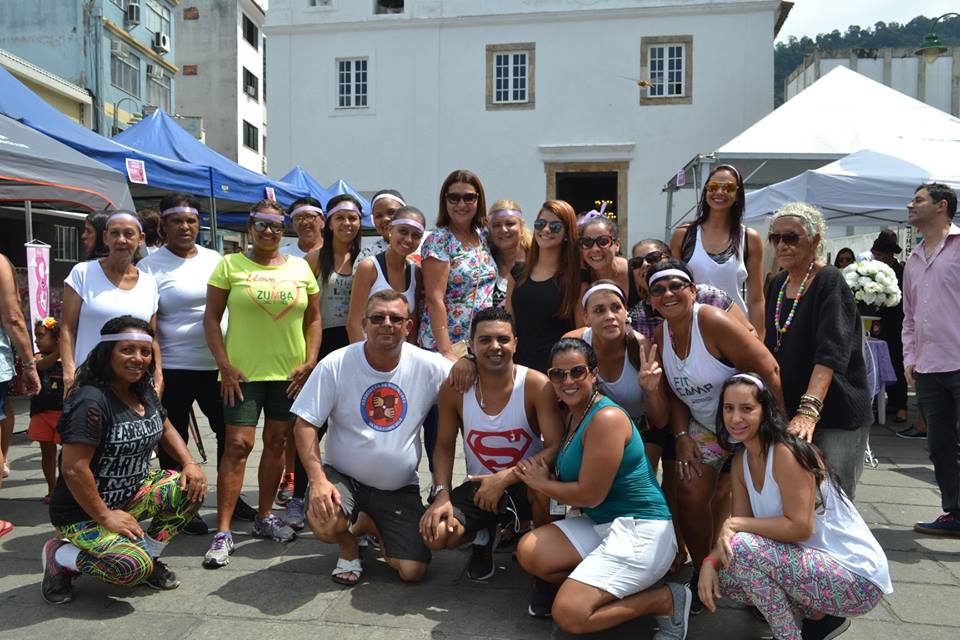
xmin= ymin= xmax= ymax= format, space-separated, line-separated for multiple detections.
xmin=743 ymin=446 xmax=893 ymax=594
xmin=367 ymin=253 xmax=417 ymax=313
xmin=687 ymin=226 xmax=748 ymax=313
xmin=582 ymin=327 xmax=645 ymax=420
xmin=462 ymin=365 xmax=542 ymax=477
xmin=662 ymin=303 xmax=737 ymax=430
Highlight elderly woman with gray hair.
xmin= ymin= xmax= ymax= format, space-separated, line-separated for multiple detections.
xmin=764 ymin=202 xmax=872 ymax=499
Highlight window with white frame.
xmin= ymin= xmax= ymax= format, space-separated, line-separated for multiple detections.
xmin=145 ymin=0 xmax=171 ymax=37
xmin=337 ymin=57 xmax=368 ymax=108
xmin=640 ymin=35 xmax=692 ymax=105
xmin=54 ymin=225 xmax=79 ymax=262
xmin=485 ymin=43 xmax=535 ymax=110
xmin=148 ymin=73 xmax=171 ymax=111
xmin=111 ymin=47 xmax=141 ymax=98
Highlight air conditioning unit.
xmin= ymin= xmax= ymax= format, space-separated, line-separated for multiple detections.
xmin=110 ymin=41 xmax=126 ymax=58
xmin=152 ymin=32 xmax=170 ymax=54
xmin=244 ymin=85 xmax=257 ymax=98
xmin=125 ymin=3 xmax=141 ymax=26
xmin=146 ymin=64 xmax=164 ymax=81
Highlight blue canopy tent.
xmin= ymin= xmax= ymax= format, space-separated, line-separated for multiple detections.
xmin=327 ymin=179 xmax=372 ymax=216
xmin=281 ymin=167 xmax=373 ymax=229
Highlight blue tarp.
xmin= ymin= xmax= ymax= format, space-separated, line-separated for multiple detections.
xmin=280 ymin=167 xmax=372 ymax=229
xmin=0 ymin=67 xmax=211 ymax=199
xmin=327 ymin=179 xmax=372 ymax=218
xmin=114 ymin=110 xmax=307 ymax=207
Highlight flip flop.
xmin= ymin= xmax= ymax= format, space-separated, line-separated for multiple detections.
xmin=331 ymin=557 xmax=362 ymax=587
xmin=0 ymin=520 xmax=13 ymax=539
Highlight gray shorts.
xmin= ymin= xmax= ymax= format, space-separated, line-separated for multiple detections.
xmin=323 ymin=464 xmax=431 ymax=563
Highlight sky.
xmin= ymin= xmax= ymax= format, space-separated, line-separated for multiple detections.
xmin=776 ymin=0 xmax=958 ymax=43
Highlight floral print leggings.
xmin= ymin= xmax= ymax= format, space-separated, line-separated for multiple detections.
xmin=56 ymin=468 xmax=199 ymax=586
xmin=719 ymin=532 xmax=883 ymax=640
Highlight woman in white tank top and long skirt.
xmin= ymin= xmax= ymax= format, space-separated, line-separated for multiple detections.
xmin=699 ymin=374 xmax=891 ymax=640
xmin=648 ymin=259 xmax=782 ymax=612
xmin=671 ymin=164 xmax=765 ymax=338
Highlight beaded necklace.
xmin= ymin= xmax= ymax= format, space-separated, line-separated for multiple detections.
xmin=774 ymin=260 xmax=815 ymax=352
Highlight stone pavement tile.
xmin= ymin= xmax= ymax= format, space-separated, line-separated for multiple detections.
xmin=857 ymin=467 xmax=937 ymax=489
xmin=884 ymin=582 xmax=960 ymax=626
xmin=883 ymin=550 xmax=958 ymax=585
xmin=855 ymin=484 xmax=941 ymax=506
xmin=185 ymin=620 xmax=438 ymax=640
xmin=857 ymin=598 xmax=898 ymax=622
xmin=845 ymin=619 xmax=958 ymax=640
xmin=856 ymin=502 xmax=890 ymax=526
xmin=0 ymin=606 xmax=202 ymax=640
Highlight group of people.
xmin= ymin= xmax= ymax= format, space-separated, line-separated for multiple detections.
xmin=6 ymin=168 xmax=960 ymax=640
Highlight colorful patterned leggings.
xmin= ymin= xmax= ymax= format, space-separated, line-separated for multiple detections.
xmin=719 ymin=532 xmax=883 ymax=640
xmin=56 ymin=468 xmax=199 ymax=586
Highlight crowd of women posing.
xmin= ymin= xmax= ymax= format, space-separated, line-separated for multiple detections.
xmin=31 ymin=166 xmax=891 ymax=640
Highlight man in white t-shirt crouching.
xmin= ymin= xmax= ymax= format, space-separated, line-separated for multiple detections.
xmin=291 ymin=289 xmax=453 ymax=585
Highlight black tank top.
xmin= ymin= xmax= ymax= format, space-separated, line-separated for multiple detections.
xmin=512 ymin=276 xmax=572 ymax=373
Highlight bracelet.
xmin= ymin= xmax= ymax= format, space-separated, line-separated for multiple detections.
xmin=21 ymin=359 xmax=37 ymax=369
xmin=183 ymin=462 xmax=201 ymax=468
xmin=702 ymin=556 xmax=719 ymax=569
xmin=673 ymin=431 xmax=689 ymax=440
xmin=800 ymin=394 xmax=824 ymax=410
xmin=795 ymin=407 xmax=820 ymax=421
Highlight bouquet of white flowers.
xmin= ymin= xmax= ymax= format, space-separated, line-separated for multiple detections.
xmin=842 ymin=259 xmax=902 ymax=308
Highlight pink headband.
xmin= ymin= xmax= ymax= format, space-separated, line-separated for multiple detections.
xmin=101 ymin=332 xmax=152 ymax=343
xmin=106 ymin=212 xmax=143 ymax=231
xmin=250 ymin=211 xmax=285 ymax=224
xmin=290 ymin=205 xmax=323 ymax=218
xmin=326 ymin=202 xmax=360 ymax=219
xmin=389 ymin=218 xmax=425 ymax=232
xmin=161 ymin=206 xmax=199 ymax=217
xmin=371 ymin=193 xmax=406 ymax=208
xmin=491 ymin=209 xmax=523 ymax=220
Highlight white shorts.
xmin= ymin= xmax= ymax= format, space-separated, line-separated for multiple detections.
xmin=554 ymin=515 xmax=676 ymax=599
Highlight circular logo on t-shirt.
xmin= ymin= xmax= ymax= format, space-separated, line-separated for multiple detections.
xmin=361 ymin=382 xmax=407 ymax=432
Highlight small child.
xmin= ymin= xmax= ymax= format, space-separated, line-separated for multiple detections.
xmin=27 ymin=317 xmax=62 ymax=502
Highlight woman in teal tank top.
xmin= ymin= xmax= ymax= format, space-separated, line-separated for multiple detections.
xmin=515 ymin=338 xmax=691 ymax=638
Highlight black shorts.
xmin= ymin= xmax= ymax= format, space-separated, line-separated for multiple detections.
xmin=641 ymin=423 xmax=676 ymax=461
xmin=450 ymin=480 xmax=533 ymax=535
xmin=323 ymin=464 xmax=430 ymax=563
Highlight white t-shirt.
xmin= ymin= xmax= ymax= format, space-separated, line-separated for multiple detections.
xmin=280 ymin=243 xmax=309 ymax=259
xmin=138 ymin=245 xmax=224 ymax=370
xmin=291 ymin=341 xmax=452 ymax=490
xmin=65 ymin=261 xmax=159 ymax=367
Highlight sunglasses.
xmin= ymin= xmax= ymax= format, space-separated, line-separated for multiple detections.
xmin=579 ymin=235 xmax=614 ymax=250
xmin=252 ymin=220 xmax=284 ymax=234
xmin=445 ymin=192 xmax=479 ymax=205
xmin=649 ymin=281 xmax=691 ymax=297
xmin=706 ymin=181 xmax=738 ymax=194
xmin=629 ymin=251 xmax=664 ymax=269
xmin=292 ymin=213 xmax=320 ymax=225
xmin=547 ymin=365 xmax=592 ymax=384
xmin=366 ymin=314 xmax=408 ymax=325
xmin=534 ymin=219 xmax=564 ymax=234
xmin=768 ymin=232 xmax=803 ymax=246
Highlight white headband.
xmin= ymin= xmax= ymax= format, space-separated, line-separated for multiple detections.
xmin=491 ymin=208 xmax=523 ymax=220
xmin=371 ymin=193 xmax=406 ymax=208
xmin=730 ymin=373 xmax=765 ymax=390
xmin=648 ymin=268 xmax=692 ymax=287
xmin=161 ymin=206 xmax=199 ymax=217
xmin=290 ymin=204 xmax=323 ymax=218
xmin=107 ymin=212 xmax=142 ymax=231
xmin=101 ymin=332 xmax=152 ymax=343
xmin=389 ymin=218 xmax=425 ymax=232
xmin=326 ymin=202 xmax=360 ymax=219
xmin=250 ymin=211 xmax=285 ymax=224
xmin=581 ymin=283 xmax=625 ymax=308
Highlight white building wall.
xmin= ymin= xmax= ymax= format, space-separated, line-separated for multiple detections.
xmin=237 ymin=2 xmax=266 ymax=172
xmin=267 ymin=0 xmax=779 ymax=241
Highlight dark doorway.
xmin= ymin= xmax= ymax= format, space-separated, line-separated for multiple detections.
xmin=555 ymin=170 xmax=619 ymax=225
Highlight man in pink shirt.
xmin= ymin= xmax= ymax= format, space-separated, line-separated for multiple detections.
xmin=903 ymin=182 xmax=960 ymax=537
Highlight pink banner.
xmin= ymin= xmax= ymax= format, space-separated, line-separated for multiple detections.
xmin=25 ymin=243 xmax=49 ymax=349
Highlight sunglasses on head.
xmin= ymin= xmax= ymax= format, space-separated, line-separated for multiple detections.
xmin=252 ymin=220 xmax=284 ymax=234
xmin=768 ymin=232 xmax=803 ymax=246
xmin=579 ymin=235 xmax=614 ymax=250
xmin=629 ymin=251 xmax=664 ymax=269
xmin=547 ymin=365 xmax=591 ymax=383
xmin=534 ymin=219 xmax=564 ymax=234
xmin=366 ymin=314 xmax=408 ymax=325
xmin=649 ymin=280 xmax=690 ymax=297
xmin=706 ymin=181 xmax=738 ymax=194
xmin=445 ymin=192 xmax=479 ymax=205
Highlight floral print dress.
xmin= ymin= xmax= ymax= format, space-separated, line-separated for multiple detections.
xmin=418 ymin=226 xmax=497 ymax=350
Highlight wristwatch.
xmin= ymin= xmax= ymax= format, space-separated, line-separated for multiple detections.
xmin=428 ymin=483 xmax=450 ymax=503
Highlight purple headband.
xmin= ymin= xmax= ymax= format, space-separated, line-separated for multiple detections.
xmin=490 ymin=208 xmax=523 ymax=220
xmin=106 ymin=212 xmax=143 ymax=231
xmin=161 ymin=206 xmax=199 ymax=217
xmin=250 ymin=211 xmax=285 ymax=224
xmin=101 ymin=331 xmax=152 ymax=343
xmin=578 ymin=202 xmax=608 ymax=227
xmin=730 ymin=373 xmax=764 ymax=390
xmin=290 ymin=204 xmax=324 ymax=218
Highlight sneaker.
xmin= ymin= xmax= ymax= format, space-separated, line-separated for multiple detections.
xmin=252 ymin=513 xmax=297 ymax=543
xmin=687 ymin=571 xmax=704 ymax=615
xmin=203 ymin=531 xmax=235 ymax=568
xmin=896 ymin=426 xmax=926 ymax=440
xmin=527 ymin=577 xmax=557 ymax=618
xmin=914 ymin=513 xmax=960 ymax=537
xmin=654 ymin=582 xmax=691 ymax=640
xmin=233 ymin=495 xmax=257 ymax=522
xmin=466 ymin=527 xmax=500 ymax=581
xmin=801 ymin=614 xmax=850 ymax=639
xmin=284 ymin=498 xmax=305 ymax=531
xmin=144 ymin=559 xmax=180 ymax=590
xmin=276 ymin=473 xmax=294 ymax=506
xmin=40 ymin=538 xmax=74 ymax=605
xmin=183 ymin=513 xmax=209 ymax=536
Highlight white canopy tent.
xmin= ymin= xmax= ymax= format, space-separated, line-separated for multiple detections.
xmin=663 ymin=66 xmax=960 ymax=236
xmin=744 ymin=140 xmax=960 ymax=224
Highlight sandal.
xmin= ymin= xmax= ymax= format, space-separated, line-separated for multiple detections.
xmin=0 ymin=520 xmax=13 ymax=539
xmin=331 ymin=557 xmax=363 ymax=586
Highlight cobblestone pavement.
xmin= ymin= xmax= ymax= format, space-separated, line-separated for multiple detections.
xmin=0 ymin=398 xmax=956 ymax=639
